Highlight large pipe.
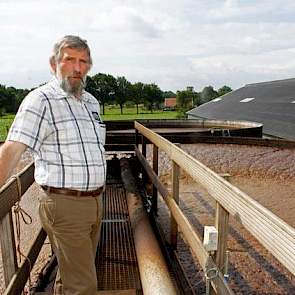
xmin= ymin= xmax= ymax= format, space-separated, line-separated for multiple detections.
xmin=120 ymin=158 xmax=177 ymax=295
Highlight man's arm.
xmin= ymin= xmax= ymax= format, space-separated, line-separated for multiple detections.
xmin=0 ymin=141 xmax=27 ymax=187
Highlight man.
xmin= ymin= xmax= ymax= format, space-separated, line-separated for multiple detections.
xmin=0 ymin=35 xmax=106 ymax=295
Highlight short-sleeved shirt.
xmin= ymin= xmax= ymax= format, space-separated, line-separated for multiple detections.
xmin=7 ymin=78 xmax=106 ymax=190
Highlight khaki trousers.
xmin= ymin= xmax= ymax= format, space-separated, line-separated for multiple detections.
xmin=38 ymin=190 xmax=103 ymax=295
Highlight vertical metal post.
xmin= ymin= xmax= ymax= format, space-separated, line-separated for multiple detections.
xmin=212 ymin=173 xmax=230 ymax=293
xmin=170 ymin=160 xmax=179 ymax=249
xmin=224 ymin=250 xmax=230 ymax=281
xmin=152 ymin=144 xmax=158 ymax=215
xmin=215 ymin=202 xmax=229 ymax=273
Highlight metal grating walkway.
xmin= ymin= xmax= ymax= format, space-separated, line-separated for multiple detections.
xmin=97 ymin=179 xmax=142 ymax=293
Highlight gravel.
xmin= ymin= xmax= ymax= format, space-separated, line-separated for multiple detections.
xmin=147 ymin=143 xmax=295 ymax=294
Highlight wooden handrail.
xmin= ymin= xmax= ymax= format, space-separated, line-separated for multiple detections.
xmin=0 ymin=162 xmax=34 ymax=220
xmin=135 ymin=121 xmax=295 ymax=278
xmin=0 ymin=161 xmax=48 ymax=294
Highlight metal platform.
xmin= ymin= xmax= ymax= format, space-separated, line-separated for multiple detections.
xmin=97 ymin=181 xmax=142 ymax=293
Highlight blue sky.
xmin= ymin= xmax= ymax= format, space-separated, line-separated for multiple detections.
xmin=1 ymin=0 xmax=295 ymax=92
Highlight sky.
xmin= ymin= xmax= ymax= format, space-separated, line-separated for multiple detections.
xmin=1 ymin=0 xmax=295 ymax=92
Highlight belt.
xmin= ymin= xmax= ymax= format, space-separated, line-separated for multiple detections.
xmin=41 ymin=185 xmax=104 ymax=197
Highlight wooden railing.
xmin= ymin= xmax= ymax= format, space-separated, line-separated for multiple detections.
xmin=0 ymin=162 xmax=47 ymax=295
xmin=135 ymin=121 xmax=295 ymax=294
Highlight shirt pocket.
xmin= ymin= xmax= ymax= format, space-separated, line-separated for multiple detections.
xmin=92 ymin=121 xmax=106 ymax=146
xmin=98 ymin=123 xmax=106 ymax=145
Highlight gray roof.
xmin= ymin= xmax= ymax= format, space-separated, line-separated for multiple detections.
xmin=187 ymin=78 xmax=295 ymax=139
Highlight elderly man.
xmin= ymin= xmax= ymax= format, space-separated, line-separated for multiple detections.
xmin=0 ymin=35 xmax=106 ymax=295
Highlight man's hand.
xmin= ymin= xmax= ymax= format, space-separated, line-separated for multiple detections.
xmin=0 ymin=141 xmax=27 ymax=187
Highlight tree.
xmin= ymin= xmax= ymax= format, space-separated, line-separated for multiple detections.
xmin=0 ymin=85 xmax=17 ymax=114
xmin=176 ymin=90 xmax=193 ymax=110
xmin=116 ymin=76 xmax=131 ymax=114
xmin=86 ymin=73 xmax=117 ymax=115
xmin=0 ymin=85 xmax=8 ymax=115
xmin=200 ymin=86 xmax=218 ymax=104
xmin=176 ymin=89 xmax=201 ymax=110
xmin=218 ymin=85 xmax=232 ymax=97
xmin=130 ymin=82 xmax=145 ymax=114
xmin=193 ymin=92 xmax=202 ymax=106
xmin=0 ymin=84 xmax=30 ymax=115
xmin=85 ymin=75 xmax=96 ymax=97
xmin=15 ymin=88 xmax=30 ymax=109
xmin=143 ymin=83 xmax=163 ymax=113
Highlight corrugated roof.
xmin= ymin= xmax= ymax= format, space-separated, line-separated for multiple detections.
xmin=187 ymin=78 xmax=295 ymax=139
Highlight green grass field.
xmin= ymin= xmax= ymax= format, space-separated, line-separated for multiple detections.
xmin=0 ymin=106 xmax=183 ymax=141
xmin=0 ymin=115 xmax=15 ymax=141
xmin=101 ymin=105 xmax=182 ymax=121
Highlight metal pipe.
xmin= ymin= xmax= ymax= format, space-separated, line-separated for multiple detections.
xmin=120 ymin=158 xmax=177 ymax=295
xmin=224 ymin=250 xmax=230 ymax=282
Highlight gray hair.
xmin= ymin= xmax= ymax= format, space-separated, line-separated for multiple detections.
xmin=50 ymin=35 xmax=92 ymax=65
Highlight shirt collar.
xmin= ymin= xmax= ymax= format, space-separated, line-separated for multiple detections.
xmin=49 ymin=77 xmax=90 ymax=102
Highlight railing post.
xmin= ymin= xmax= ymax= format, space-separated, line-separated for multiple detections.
xmin=0 ymin=211 xmax=18 ymax=286
xmin=215 ymin=203 xmax=229 ymax=274
xmin=171 ymin=160 xmax=179 ymax=249
xmin=215 ymin=174 xmax=230 ymax=281
xmin=141 ymin=137 xmax=152 ymax=196
xmin=142 ymin=136 xmax=146 ymax=158
xmin=208 ymin=174 xmax=230 ymax=294
xmin=152 ymin=144 xmax=158 ymax=215
xmin=135 ymin=129 xmax=139 ymax=147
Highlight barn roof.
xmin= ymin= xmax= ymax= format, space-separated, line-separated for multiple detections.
xmin=187 ymin=78 xmax=295 ymax=139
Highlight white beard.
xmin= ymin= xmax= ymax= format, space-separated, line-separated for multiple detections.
xmin=56 ymin=71 xmax=86 ymax=97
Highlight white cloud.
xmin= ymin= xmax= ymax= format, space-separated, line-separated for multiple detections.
xmin=1 ymin=0 xmax=295 ymax=92
xmin=189 ymin=47 xmax=295 ymax=89
xmin=190 ymin=49 xmax=295 ymax=75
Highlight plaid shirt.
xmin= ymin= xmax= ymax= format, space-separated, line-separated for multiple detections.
xmin=7 ymin=78 xmax=106 ymax=190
